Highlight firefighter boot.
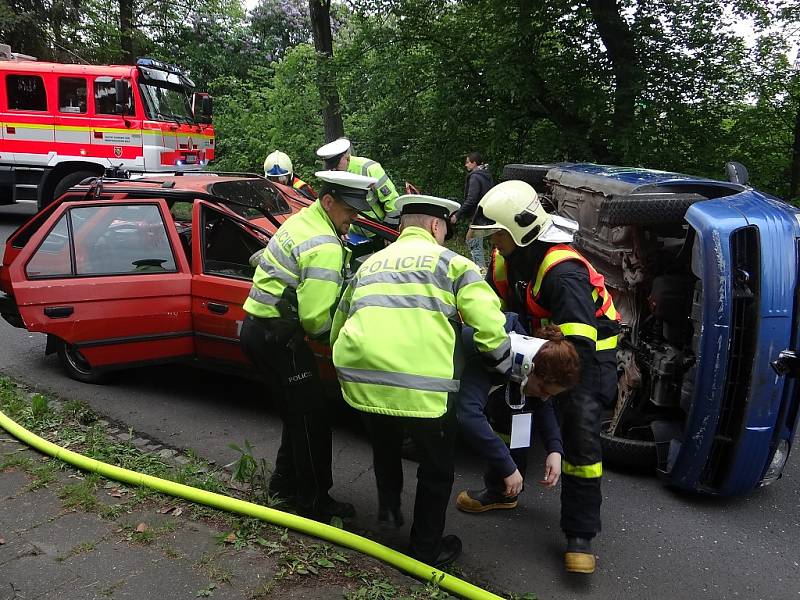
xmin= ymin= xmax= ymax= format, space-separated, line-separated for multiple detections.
xmin=455 ymin=488 xmax=518 ymax=513
xmin=564 ymin=536 xmax=596 ymax=574
xmin=377 ymin=505 xmax=404 ymax=530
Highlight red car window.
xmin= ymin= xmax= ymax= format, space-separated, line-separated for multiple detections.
xmin=25 ymin=214 xmax=73 ymax=278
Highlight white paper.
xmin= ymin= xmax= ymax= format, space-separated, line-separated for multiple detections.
xmin=509 ymin=412 xmax=532 ymax=449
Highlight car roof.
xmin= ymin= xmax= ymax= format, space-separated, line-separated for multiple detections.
xmin=547 ymin=163 xmax=747 ymax=197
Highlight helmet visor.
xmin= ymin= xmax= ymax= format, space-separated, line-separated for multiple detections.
xmin=266 ymin=164 xmax=290 ymax=177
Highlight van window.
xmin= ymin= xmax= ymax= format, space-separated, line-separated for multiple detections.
xmin=94 ymin=79 xmax=133 ymax=115
xmin=58 ymin=77 xmax=88 ymax=114
xmin=6 ymin=74 xmax=47 ymax=111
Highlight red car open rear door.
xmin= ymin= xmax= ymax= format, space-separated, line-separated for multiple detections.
xmin=7 ymin=199 xmax=193 ymax=368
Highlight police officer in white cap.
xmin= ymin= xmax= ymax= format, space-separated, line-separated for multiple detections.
xmin=240 ymin=170 xmax=376 ymax=523
xmin=316 ymin=137 xmax=399 ymax=225
xmin=330 ymin=194 xmax=511 ymax=567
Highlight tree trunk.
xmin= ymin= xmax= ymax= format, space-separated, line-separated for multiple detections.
xmin=119 ymin=0 xmax=135 ymax=64
xmin=790 ymin=93 xmax=800 ymax=200
xmin=587 ymin=0 xmax=640 ymax=163
xmin=308 ymin=0 xmax=344 ymax=141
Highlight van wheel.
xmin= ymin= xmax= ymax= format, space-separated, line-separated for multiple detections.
xmin=56 ymin=340 xmax=110 ymax=384
xmin=42 ymin=170 xmax=99 ymax=210
xmin=599 ymin=194 xmax=705 ymax=226
xmin=600 ymin=420 xmax=657 ymax=471
xmin=501 ymin=164 xmax=559 ymax=191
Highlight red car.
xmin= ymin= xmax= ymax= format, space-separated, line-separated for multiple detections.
xmin=0 ymin=173 xmax=396 ymax=384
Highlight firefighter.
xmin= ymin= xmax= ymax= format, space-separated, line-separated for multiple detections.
xmin=263 ymin=150 xmax=317 ymax=200
xmin=239 ymin=170 xmax=376 ymax=522
xmin=330 ymin=194 xmax=511 ymax=567
xmin=316 ymin=137 xmax=399 ymax=225
xmin=469 ymin=180 xmax=620 ymax=575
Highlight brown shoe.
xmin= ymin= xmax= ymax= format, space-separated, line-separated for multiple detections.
xmin=455 ymin=488 xmax=518 ymax=513
xmin=564 ymin=537 xmax=596 ymax=574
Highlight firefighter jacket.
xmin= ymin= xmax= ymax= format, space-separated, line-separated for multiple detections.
xmin=243 ymin=200 xmax=349 ymax=340
xmin=488 ymin=242 xmax=620 ymax=485
xmin=330 ymin=226 xmax=511 ymax=418
xmin=347 ymin=155 xmax=399 ymax=222
xmin=291 ymin=175 xmax=317 ymax=200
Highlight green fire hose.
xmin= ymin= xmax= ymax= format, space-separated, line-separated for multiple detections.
xmin=0 ymin=409 xmax=504 ymax=600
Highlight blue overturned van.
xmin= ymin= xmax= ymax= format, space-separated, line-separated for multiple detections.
xmin=504 ymin=162 xmax=800 ymax=496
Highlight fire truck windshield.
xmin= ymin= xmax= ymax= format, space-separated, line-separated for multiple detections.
xmin=139 ymin=81 xmax=194 ymax=124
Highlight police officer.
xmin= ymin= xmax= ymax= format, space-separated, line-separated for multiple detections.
xmin=240 ymin=170 xmax=376 ymax=522
xmin=263 ymin=150 xmax=317 ymax=200
xmin=330 ymin=194 xmax=512 ymax=568
xmin=470 ymin=180 xmax=620 ymax=574
xmin=316 ymin=137 xmax=399 ymax=225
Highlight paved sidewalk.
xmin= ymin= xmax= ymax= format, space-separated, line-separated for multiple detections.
xmin=0 ymin=383 xmax=449 ymax=600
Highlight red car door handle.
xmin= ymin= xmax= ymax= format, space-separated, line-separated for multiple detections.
xmin=44 ymin=306 xmax=74 ymax=318
xmin=207 ymin=302 xmax=228 ymax=315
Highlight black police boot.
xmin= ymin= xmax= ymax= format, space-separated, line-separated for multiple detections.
xmin=377 ymin=505 xmax=404 ymax=529
xmin=565 ymin=536 xmax=596 ymax=574
xmin=301 ymin=496 xmax=356 ymax=522
xmin=431 ymin=535 xmax=462 ymax=568
xmin=455 ymin=487 xmax=518 ymax=513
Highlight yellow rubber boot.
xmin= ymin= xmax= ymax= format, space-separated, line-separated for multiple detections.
xmin=564 ymin=537 xmax=596 ymax=574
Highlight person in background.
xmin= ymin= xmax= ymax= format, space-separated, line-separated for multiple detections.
xmin=470 ymin=180 xmax=620 ymax=575
xmin=263 ymin=150 xmax=316 ymax=200
xmin=450 ymin=152 xmax=494 ymax=270
xmin=330 ymin=194 xmax=511 ymax=568
xmin=239 ymin=170 xmax=375 ymax=523
xmin=455 ymin=317 xmax=579 ymax=513
xmin=316 ymin=137 xmax=399 ymax=226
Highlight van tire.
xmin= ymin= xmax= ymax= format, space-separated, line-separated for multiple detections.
xmin=44 ymin=170 xmax=98 ymax=210
xmin=501 ymin=164 xmax=558 ymax=191
xmin=600 ymin=194 xmax=704 ymax=226
xmin=56 ymin=339 xmax=111 ymax=384
xmin=600 ymin=420 xmax=657 ymax=471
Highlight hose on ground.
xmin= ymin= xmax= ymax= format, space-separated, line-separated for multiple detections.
xmin=0 ymin=409 xmax=504 ymax=600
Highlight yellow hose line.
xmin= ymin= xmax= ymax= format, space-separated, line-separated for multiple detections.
xmin=0 ymin=409 xmax=504 ymax=600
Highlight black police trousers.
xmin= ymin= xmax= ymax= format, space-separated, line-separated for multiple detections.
xmin=239 ymin=314 xmax=333 ymax=516
xmin=360 ymin=402 xmax=457 ymax=563
xmin=557 ymin=354 xmax=617 ymax=538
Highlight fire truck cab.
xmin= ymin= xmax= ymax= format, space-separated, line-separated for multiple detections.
xmin=0 ymin=45 xmax=214 ymax=209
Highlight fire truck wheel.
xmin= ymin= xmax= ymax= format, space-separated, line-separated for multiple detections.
xmin=56 ymin=339 xmax=111 ymax=384
xmin=48 ymin=170 xmax=100 ymax=208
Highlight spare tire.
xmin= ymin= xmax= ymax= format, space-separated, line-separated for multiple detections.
xmin=501 ymin=164 xmax=559 ymax=191
xmin=601 ymin=420 xmax=657 ymax=471
xmin=600 ymin=193 xmax=704 ymax=226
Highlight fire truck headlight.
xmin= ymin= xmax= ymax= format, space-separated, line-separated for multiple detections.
xmin=175 ymin=159 xmax=184 ymax=167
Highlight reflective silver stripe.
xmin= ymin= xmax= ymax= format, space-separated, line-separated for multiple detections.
xmin=357 ymin=254 xmax=454 ymax=294
xmin=337 ymin=367 xmax=460 ymax=392
xmin=258 ymin=259 xmax=298 ymax=287
xmin=266 ymin=238 xmax=299 ymax=275
xmin=308 ymin=316 xmax=332 ymax=336
xmin=495 ymin=353 xmax=513 ymax=374
xmin=338 ymin=298 xmax=350 ymax=314
xmin=302 ymin=266 xmax=343 ymax=284
xmin=248 ymin=286 xmax=281 ymax=305
xmin=453 ymin=268 xmax=483 ymax=294
xmin=292 ymin=235 xmax=341 ymax=259
xmin=360 ymin=160 xmax=377 ymax=175
xmin=375 ymin=174 xmax=389 ymax=188
xmin=349 ymin=294 xmax=457 ymax=318
xmin=483 ymin=336 xmax=511 ymax=361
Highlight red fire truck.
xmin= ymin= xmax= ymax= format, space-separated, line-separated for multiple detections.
xmin=0 ymin=45 xmax=214 ymax=209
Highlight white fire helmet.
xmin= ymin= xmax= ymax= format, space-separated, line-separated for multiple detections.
xmin=264 ymin=150 xmax=293 ymax=181
xmin=469 ymin=180 xmax=553 ymax=246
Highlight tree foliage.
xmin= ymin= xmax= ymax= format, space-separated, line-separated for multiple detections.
xmin=0 ymin=0 xmax=797 ymax=199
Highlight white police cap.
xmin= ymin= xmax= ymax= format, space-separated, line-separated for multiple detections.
xmin=315 ymin=170 xmax=377 ymax=212
xmin=395 ymin=194 xmax=460 ymax=220
xmin=316 ymin=137 xmax=351 ymax=159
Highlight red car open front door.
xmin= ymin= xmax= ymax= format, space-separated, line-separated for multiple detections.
xmin=190 ymin=200 xmax=268 ymax=367
xmin=7 ymin=199 xmax=193 ymax=370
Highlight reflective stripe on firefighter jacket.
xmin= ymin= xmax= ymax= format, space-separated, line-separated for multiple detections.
xmin=489 ymin=246 xmax=620 ymax=351
xmin=330 ymin=226 xmax=511 ymax=418
xmin=291 ymin=175 xmax=317 ymax=200
xmin=243 ymin=200 xmax=349 ymax=339
xmin=347 ymin=155 xmax=399 ymax=223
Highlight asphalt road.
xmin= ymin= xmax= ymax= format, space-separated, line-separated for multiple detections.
xmin=1 ymin=204 xmax=799 ymax=600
